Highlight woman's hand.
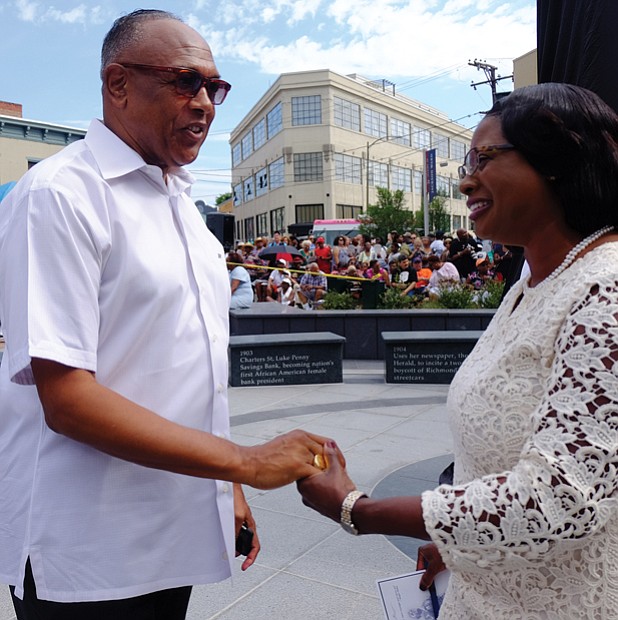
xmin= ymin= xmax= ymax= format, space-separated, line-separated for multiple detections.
xmin=416 ymin=543 xmax=446 ymax=591
xmin=296 ymin=441 xmax=354 ymax=522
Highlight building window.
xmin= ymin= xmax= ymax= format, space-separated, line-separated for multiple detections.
xmin=390 ymin=118 xmax=411 ymax=146
xmin=244 ymin=217 xmax=255 ymax=241
xmin=270 ymin=207 xmax=285 ymax=234
xmin=293 ymin=153 xmax=323 ymax=182
xmin=451 ymin=177 xmax=463 ymax=200
xmin=256 ymin=213 xmax=269 ymax=237
xmin=296 ymin=204 xmax=324 ymax=223
xmin=334 ymin=153 xmax=362 ymax=184
xmin=267 ymin=102 xmax=283 ymax=138
xmin=232 ymin=143 xmax=242 ymax=166
xmin=413 ymin=170 xmax=423 ymax=193
xmin=452 ymin=214 xmax=463 ymax=230
xmin=391 ymin=165 xmax=412 ymax=192
xmin=450 ymin=139 xmax=466 ymax=162
xmin=292 ymin=95 xmax=322 ymax=126
xmin=253 ymin=118 xmax=266 ymax=151
xmin=233 ymin=183 xmax=242 ymax=206
xmin=364 ymin=108 xmax=387 ymax=138
xmin=244 ymin=176 xmax=254 ymax=202
xmin=434 ymin=134 xmax=449 ymax=159
xmin=368 ymin=161 xmax=388 ymax=187
xmin=336 ymin=204 xmax=363 ymax=219
xmin=269 ymin=157 xmax=285 ymax=189
xmin=334 ymin=96 xmax=361 ymax=131
xmin=437 ymin=175 xmax=450 ymax=196
xmin=413 ymin=126 xmax=431 ymax=149
xmin=256 ymin=167 xmax=268 ymax=197
xmin=241 ymin=131 xmax=253 ymax=159
xmin=236 ymin=220 xmax=242 ymax=241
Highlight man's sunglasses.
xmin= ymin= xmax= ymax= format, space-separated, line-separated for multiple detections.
xmin=119 ymin=63 xmax=231 ymax=104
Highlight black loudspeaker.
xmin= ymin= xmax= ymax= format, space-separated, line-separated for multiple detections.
xmin=206 ymin=213 xmax=235 ymax=251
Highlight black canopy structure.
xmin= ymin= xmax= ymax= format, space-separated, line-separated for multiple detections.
xmin=537 ymin=1 xmax=618 ymax=114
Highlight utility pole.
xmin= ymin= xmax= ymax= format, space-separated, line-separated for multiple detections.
xmin=468 ymin=59 xmax=513 ymax=104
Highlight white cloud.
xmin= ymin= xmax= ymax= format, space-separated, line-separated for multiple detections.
xmin=287 ymin=0 xmax=322 ymax=25
xmin=198 ymin=0 xmax=535 ymax=82
xmin=14 ymin=1 xmax=105 ymax=24
xmin=46 ymin=4 xmax=87 ymax=23
xmin=16 ymin=0 xmax=38 ymax=21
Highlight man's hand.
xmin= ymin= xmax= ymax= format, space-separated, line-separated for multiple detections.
xmin=245 ymin=430 xmax=332 ymax=490
xmin=234 ymin=484 xmax=260 ymax=571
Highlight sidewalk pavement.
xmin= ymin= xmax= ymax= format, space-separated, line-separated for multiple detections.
xmin=0 ymin=361 xmax=453 ymax=620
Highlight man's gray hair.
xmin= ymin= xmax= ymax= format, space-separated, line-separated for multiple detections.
xmin=100 ymin=9 xmax=183 ymax=79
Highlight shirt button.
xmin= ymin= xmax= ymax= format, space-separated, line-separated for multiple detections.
xmin=221 ymin=483 xmax=230 ymax=493
xmin=217 ymin=383 xmax=224 ymax=393
xmin=212 ymin=334 xmax=218 ymax=343
xmin=222 ymin=551 xmax=229 ymax=561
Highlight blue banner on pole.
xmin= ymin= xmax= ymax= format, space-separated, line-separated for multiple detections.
xmin=425 ymin=149 xmax=437 ymax=201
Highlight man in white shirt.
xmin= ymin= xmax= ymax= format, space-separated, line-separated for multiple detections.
xmin=0 ymin=10 xmax=329 ymax=619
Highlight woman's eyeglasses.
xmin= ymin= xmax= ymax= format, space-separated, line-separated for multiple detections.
xmin=119 ymin=63 xmax=231 ymax=104
xmin=458 ymin=144 xmax=516 ymax=180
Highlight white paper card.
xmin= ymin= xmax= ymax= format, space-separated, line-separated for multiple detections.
xmin=376 ymin=569 xmax=450 ymax=619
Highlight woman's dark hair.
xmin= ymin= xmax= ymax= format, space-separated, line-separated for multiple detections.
xmin=101 ymin=9 xmax=181 ymax=79
xmin=486 ymin=83 xmax=618 ymax=235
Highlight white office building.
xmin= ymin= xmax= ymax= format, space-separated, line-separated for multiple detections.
xmin=229 ymin=69 xmax=473 ymax=241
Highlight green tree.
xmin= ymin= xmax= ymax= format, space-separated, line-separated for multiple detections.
xmin=428 ymin=193 xmax=451 ymax=233
xmin=359 ymin=187 xmax=415 ymax=242
xmin=411 ymin=192 xmax=451 ymax=234
xmin=215 ymin=191 xmax=232 ymax=206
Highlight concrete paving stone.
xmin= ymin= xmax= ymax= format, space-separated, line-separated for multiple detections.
xmin=311 ymin=409 xmax=412 ymax=435
xmin=385 ymin=415 xmax=451 ymax=439
xmin=0 ymin=592 xmax=14 ymax=620
xmin=190 ymin=570 xmax=383 ymax=620
xmin=186 ymin=563 xmax=279 ymax=618
xmin=242 ymin=484 xmax=321 ymax=521
xmin=284 ymin=529 xmax=415 ymax=595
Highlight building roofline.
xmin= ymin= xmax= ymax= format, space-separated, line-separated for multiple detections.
xmin=230 ymin=68 xmax=468 ymax=142
xmin=0 ymin=114 xmax=87 ymax=135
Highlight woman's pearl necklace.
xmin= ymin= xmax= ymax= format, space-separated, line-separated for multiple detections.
xmin=545 ymin=225 xmax=614 ymax=282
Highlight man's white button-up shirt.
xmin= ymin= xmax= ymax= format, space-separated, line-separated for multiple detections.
xmin=0 ymin=119 xmax=234 ymax=602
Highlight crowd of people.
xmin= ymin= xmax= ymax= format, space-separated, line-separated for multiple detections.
xmin=226 ymin=228 xmax=510 ymax=308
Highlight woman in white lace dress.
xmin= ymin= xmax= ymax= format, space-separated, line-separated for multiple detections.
xmin=298 ymin=83 xmax=618 ymax=619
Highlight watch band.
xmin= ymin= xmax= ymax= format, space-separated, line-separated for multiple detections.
xmin=340 ymin=490 xmax=367 ymax=535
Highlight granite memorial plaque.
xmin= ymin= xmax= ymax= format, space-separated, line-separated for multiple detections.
xmin=383 ymin=331 xmax=482 ymax=384
xmin=229 ymin=333 xmax=345 ymax=387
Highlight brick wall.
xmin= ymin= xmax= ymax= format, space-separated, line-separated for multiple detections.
xmin=0 ymin=101 xmax=23 ymax=118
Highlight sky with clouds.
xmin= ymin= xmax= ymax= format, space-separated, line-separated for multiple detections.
xmin=0 ymin=0 xmax=536 ymax=202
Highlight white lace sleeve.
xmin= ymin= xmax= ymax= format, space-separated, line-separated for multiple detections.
xmin=422 ymin=282 xmax=618 ymax=571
